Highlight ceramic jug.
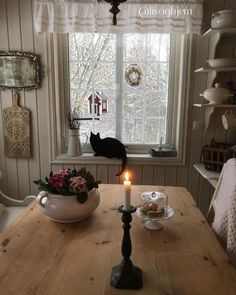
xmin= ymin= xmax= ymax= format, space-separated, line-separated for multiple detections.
xmin=67 ymin=129 xmax=88 ymax=156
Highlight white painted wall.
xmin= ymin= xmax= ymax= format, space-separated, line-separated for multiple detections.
xmin=0 ymin=0 xmax=236 ymax=216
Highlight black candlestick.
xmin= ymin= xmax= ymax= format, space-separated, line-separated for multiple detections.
xmin=110 ymin=205 xmax=142 ymax=289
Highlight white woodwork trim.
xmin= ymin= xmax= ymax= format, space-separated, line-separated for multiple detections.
xmin=51 ymin=153 xmax=185 ymax=166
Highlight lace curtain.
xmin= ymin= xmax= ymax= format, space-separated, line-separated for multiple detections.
xmin=34 ymin=0 xmax=203 ymax=34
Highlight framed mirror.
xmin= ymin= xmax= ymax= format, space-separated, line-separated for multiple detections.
xmin=0 ymin=51 xmax=40 ymax=91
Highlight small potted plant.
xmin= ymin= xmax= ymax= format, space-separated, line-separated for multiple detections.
xmin=34 ymin=167 xmax=101 ymax=223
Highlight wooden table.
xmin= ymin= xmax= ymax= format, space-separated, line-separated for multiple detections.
xmin=1 ymin=184 xmax=236 ymax=295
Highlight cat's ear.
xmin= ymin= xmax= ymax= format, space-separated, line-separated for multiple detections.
xmin=97 ymin=133 xmax=100 ymax=138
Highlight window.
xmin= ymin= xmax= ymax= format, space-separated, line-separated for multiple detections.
xmin=49 ymin=32 xmax=191 ymax=163
xmin=68 ymin=33 xmax=174 ymax=152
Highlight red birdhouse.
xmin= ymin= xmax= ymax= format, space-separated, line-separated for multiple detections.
xmin=88 ymin=91 xmax=108 ymax=116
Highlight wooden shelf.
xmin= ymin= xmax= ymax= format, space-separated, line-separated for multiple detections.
xmin=193 ymin=163 xmax=220 ymax=188
xmin=193 ymin=103 xmax=236 ymax=108
xmin=195 ymin=67 xmax=236 ymax=73
xmin=193 ymin=104 xmax=236 ymax=130
xmin=203 ymin=28 xmax=236 ymax=37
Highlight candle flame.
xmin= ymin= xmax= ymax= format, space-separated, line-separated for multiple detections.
xmin=125 ymin=172 xmax=129 ymax=181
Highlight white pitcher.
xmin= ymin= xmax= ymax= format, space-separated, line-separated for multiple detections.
xmin=67 ymin=129 xmax=88 ymax=156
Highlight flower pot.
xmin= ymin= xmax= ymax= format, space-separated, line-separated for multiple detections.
xmin=67 ymin=129 xmax=88 ymax=157
xmin=36 ymin=188 xmax=100 ymax=223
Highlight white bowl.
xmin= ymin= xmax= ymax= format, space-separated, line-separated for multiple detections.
xmin=207 ymin=58 xmax=236 ymax=68
xmin=200 ymin=83 xmax=233 ymax=105
xmin=211 ymin=10 xmax=236 ymax=29
xmin=36 ymin=188 xmax=100 ymax=223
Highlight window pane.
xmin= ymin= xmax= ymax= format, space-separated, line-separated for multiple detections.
xmin=122 ymin=33 xmax=170 ymax=144
xmin=69 ymin=33 xmax=116 ymax=142
xmin=124 ymin=34 xmax=146 ymax=62
xmin=69 ymin=32 xmax=170 ymax=147
xmin=147 ymin=34 xmax=170 ymax=62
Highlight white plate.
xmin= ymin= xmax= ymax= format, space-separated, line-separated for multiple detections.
xmin=136 ymin=206 xmax=174 ymax=221
xmin=207 ymin=58 xmax=236 ymax=68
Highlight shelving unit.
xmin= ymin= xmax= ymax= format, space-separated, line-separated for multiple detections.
xmin=195 ymin=67 xmax=236 ymax=73
xmin=202 ymin=28 xmax=236 ymax=37
xmin=193 ymin=163 xmax=220 ymax=188
xmin=193 ymin=103 xmax=236 ymax=130
xmin=193 ymin=103 xmax=236 ymax=108
xmin=194 ymin=27 xmax=236 ymax=188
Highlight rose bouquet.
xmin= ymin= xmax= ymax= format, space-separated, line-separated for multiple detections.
xmin=34 ymin=168 xmax=101 ymax=203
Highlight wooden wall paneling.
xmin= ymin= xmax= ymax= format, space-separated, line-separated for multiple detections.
xmin=142 ymin=166 xmax=154 ymax=185
xmin=228 ymin=128 xmax=236 ymax=145
xmin=108 ymin=166 xmax=120 ymax=184
xmin=214 ymin=111 xmax=227 ymax=143
xmin=198 ymin=177 xmax=212 ymax=216
xmin=34 ymin=33 xmax=51 ymax=180
xmin=51 ymin=164 xmax=63 ymax=172
xmin=2 ymin=0 xmax=22 ymax=199
xmin=86 ymin=165 xmax=97 ymax=180
xmin=74 ymin=164 xmax=84 ymax=171
xmin=19 ymin=0 xmax=41 ymax=196
xmin=177 ymin=166 xmax=189 ymax=188
xmin=188 ymin=36 xmax=206 ymax=199
xmin=0 ymin=0 xmax=9 ymax=192
xmin=188 ymin=167 xmax=200 ymax=203
xmin=201 ymin=0 xmax=211 ymax=34
xmin=15 ymin=0 xmax=35 ymax=199
xmin=225 ymin=0 xmax=236 ymax=9
xmin=63 ymin=164 xmax=75 ymax=170
xmin=210 ymin=0 xmax=225 ymax=13
xmin=7 ymin=0 xmax=21 ymax=49
xmin=153 ymin=166 xmax=166 ymax=186
xmin=97 ymin=165 xmax=109 ymax=184
xmin=127 ymin=165 xmax=142 ymax=185
xmin=165 ymin=166 xmax=177 ymax=186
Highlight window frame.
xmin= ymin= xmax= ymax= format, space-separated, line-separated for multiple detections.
xmin=47 ymin=33 xmax=193 ymax=165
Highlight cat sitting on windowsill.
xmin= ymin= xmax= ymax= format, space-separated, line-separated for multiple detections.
xmin=90 ymin=132 xmax=127 ymax=176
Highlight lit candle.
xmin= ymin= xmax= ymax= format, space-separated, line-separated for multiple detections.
xmin=159 ymin=136 xmax=162 ymax=150
xmin=124 ymin=172 xmax=131 ymax=210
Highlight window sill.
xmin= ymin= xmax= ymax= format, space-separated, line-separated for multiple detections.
xmin=51 ymin=153 xmax=184 ymax=166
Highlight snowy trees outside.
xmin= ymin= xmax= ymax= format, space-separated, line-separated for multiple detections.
xmin=69 ymin=33 xmax=170 ymax=144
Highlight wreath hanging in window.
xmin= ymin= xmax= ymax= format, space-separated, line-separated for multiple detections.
xmin=125 ymin=64 xmax=142 ymax=87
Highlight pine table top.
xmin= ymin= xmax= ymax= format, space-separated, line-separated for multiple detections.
xmin=0 ymin=184 xmax=236 ymax=295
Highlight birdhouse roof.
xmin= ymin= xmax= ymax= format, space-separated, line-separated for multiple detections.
xmin=88 ymin=91 xmax=109 ymax=101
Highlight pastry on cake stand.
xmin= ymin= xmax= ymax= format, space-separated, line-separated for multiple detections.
xmin=136 ymin=206 xmax=174 ymax=230
xmin=137 ymin=191 xmax=174 ymax=230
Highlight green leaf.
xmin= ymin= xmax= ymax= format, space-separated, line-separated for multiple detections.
xmin=33 ymin=180 xmax=47 ymax=186
xmin=77 ymin=192 xmax=88 ymax=204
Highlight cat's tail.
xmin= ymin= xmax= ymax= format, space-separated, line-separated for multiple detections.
xmin=116 ymin=155 xmax=127 ymax=177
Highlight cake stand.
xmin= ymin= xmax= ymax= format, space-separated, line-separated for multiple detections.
xmin=136 ymin=206 xmax=175 ymax=230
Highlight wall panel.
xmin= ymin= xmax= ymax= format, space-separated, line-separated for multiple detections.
xmin=0 ymin=0 xmax=235 ymax=216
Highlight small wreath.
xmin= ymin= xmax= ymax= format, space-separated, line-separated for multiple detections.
xmin=125 ymin=64 xmax=142 ymax=87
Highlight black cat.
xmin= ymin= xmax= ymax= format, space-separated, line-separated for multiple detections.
xmin=90 ymin=132 xmax=127 ymax=176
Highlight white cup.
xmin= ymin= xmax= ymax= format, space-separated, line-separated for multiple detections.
xmin=222 ymin=110 xmax=236 ymax=130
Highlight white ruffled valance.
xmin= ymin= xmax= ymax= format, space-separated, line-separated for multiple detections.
xmin=34 ymin=0 xmax=203 ymax=34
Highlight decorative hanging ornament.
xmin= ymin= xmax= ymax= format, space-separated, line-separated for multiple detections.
xmin=125 ymin=64 xmax=142 ymax=87
xmin=97 ymin=0 xmax=128 ymax=25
